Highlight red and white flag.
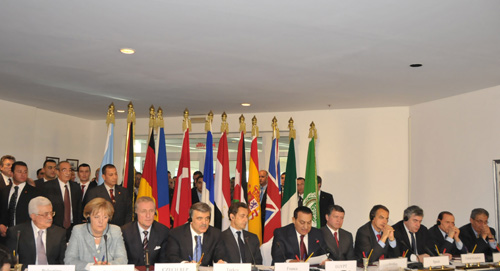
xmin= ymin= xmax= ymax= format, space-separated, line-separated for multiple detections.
xmin=171 ymin=129 xmax=192 ymax=227
xmin=214 ymin=131 xmax=231 ymax=230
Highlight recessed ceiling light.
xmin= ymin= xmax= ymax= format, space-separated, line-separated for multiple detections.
xmin=117 ymin=109 xmax=125 ymax=113
xmin=410 ymin=63 xmax=422 ymax=67
xmin=241 ymin=103 xmax=251 ymax=107
xmin=120 ymin=48 xmax=135 ymax=55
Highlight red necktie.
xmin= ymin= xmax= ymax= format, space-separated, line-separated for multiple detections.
xmin=110 ymin=188 xmax=115 ymax=203
xmin=63 ymin=185 xmax=71 ymax=229
xmin=376 ymin=234 xmax=385 ymax=259
xmin=81 ymin=185 xmax=85 ymax=198
xmin=300 ymin=235 xmax=307 ymax=260
xmin=334 ymin=231 xmax=340 ymax=248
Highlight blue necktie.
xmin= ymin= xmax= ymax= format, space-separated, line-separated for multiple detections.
xmin=195 ymin=235 xmax=202 ymax=262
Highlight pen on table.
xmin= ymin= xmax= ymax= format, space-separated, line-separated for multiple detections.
xmin=198 ymin=253 xmax=204 ymax=264
xmin=435 ymin=245 xmax=440 ymax=255
xmin=295 ymin=255 xmax=300 ymax=261
xmin=362 ymin=251 xmax=366 ymax=258
xmin=305 ymin=252 xmax=314 ymax=262
xmin=472 ymin=244 xmax=477 ymax=253
xmin=367 ymin=249 xmax=373 ymax=262
xmin=442 ymin=248 xmax=446 ymax=254
xmin=102 ymin=255 xmax=105 ymax=262
xmin=94 ymin=257 xmax=98 ymax=264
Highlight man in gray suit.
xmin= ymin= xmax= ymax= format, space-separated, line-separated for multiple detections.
xmin=321 ymin=205 xmax=356 ymax=260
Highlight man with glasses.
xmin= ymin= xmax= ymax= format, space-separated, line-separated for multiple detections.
xmin=6 ymin=196 xmax=66 ymax=266
xmin=459 ymin=208 xmax=498 ymax=260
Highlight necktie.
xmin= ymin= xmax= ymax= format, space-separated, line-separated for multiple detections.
xmin=8 ymin=178 xmax=12 ymax=186
xmin=376 ymin=234 xmax=385 ymax=259
xmin=298 ymin=196 xmax=303 ymax=207
xmin=81 ymin=184 xmax=85 ymax=199
xmin=36 ymin=230 xmax=48 ymax=265
xmin=300 ymin=235 xmax=307 ymax=260
xmin=236 ymin=231 xmax=246 ymax=263
xmin=195 ymin=235 xmax=202 ymax=262
xmin=110 ymin=188 xmax=115 ymax=203
xmin=8 ymin=186 xmax=19 ymax=226
xmin=63 ymin=185 xmax=71 ymax=229
xmin=143 ymin=230 xmax=149 ymax=262
xmin=410 ymin=232 xmax=417 ymax=254
xmin=334 ymin=231 xmax=340 ymax=248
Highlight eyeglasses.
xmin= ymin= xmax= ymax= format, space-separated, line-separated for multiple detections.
xmin=36 ymin=212 xmax=55 ymax=218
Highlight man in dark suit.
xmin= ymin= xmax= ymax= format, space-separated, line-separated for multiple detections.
xmin=259 ymin=170 xmax=268 ymax=238
xmin=122 ymin=196 xmax=169 ymax=266
xmin=6 ymin=196 xmax=66 ymax=266
xmin=41 ymin=161 xmax=82 ymax=236
xmin=428 ymin=211 xmax=466 ymax=258
xmin=0 ymin=162 xmax=40 ymax=237
xmin=191 ymin=173 xmax=203 ymax=204
xmin=166 ymin=202 xmax=223 ymax=266
xmin=317 ymin=176 xmax=334 ymax=228
xmin=354 ymin=205 xmax=398 ymax=263
xmin=393 ymin=205 xmax=433 ymax=262
xmin=321 ymin=205 xmax=355 ymax=260
xmin=34 ymin=160 xmax=57 ymax=188
xmin=459 ymin=208 xmax=498 ymax=260
xmin=76 ymin=163 xmax=96 ymax=201
xmin=220 ymin=202 xmax=262 ymax=264
xmin=84 ymin=164 xmax=132 ymax=226
xmin=0 ymin=155 xmax=15 ymax=190
xmin=271 ymin=206 xmax=327 ymax=263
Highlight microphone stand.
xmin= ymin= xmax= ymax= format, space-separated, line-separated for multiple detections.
xmin=244 ymin=237 xmax=258 ymax=271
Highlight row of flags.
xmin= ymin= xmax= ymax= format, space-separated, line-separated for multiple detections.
xmin=98 ymin=104 xmax=319 ymax=246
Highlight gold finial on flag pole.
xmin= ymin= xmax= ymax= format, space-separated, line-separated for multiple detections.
xmin=182 ymin=108 xmax=191 ymax=132
xmin=106 ymin=103 xmax=115 ymax=125
xmin=156 ymin=107 xmax=164 ymax=128
xmin=221 ymin=112 xmax=229 ymax=133
xmin=251 ymin=116 xmax=259 ymax=137
xmin=205 ymin=110 xmax=214 ymax=132
xmin=126 ymin=102 xmax=136 ymax=125
xmin=308 ymin=121 xmax=318 ymax=139
xmin=239 ymin=114 xmax=246 ymax=134
xmin=271 ymin=116 xmax=280 ymax=139
xmin=148 ymin=105 xmax=156 ymax=128
xmin=288 ymin=118 xmax=296 ymax=139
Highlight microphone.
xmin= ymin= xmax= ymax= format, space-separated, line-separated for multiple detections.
xmin=145 ymin=248 xmax=150 ymax=271
xmin=315 ymin=239 xmax=336 ymax=260
xmin=103 ymin=234 xmax=109 ymax=263
xmin=276 ymin=241 xmax=287 ymax=263
xmin=244 ymin=237 xmax=258 ymax=271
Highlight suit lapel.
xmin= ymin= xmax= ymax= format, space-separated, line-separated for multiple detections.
xmin=323 ymin=228 xmax=339 ymax=256
xmin=25 ymin=223 xmax=37 ymax=263
xmin=184 ymin=224 xmax=194 ymax=259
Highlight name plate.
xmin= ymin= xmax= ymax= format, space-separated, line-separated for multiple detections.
xmin=214 ymin=263 xmax=251 ymax=271
xmin=379 ymin=258 xmax=407 ymax=271
xmin=461 ymin=253 xmax=485 ymax=264
xmin=90 ymin=265 xmax=134 ymax=271
xmin=493 ymin=252 xmax=500 ymax=262
xmin=155 ymin=263 xmax=198 ymax=271
xmin=423 ymin=256 xmax=449 ymax=268
xmin=275 ymin=262 xmax=309 ymax=271
xmin=28 ymin=265 xmax=75 ymax=271
xmin=325 ymin=260 xmax=356 ymax=271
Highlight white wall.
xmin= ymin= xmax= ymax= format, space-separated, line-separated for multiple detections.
xmin=410 ymin=85 xmax=500 ymax=231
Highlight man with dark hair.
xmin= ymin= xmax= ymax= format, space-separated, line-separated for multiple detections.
xmin=428 ymin=211 xmax=466 ymax=258
xmin=354 ymin=204 xmax=398 ymax=263
xmin=122 ymin=196 xmax=169 ymax=266
xmin=321 ymin=205 xmax=356 ymax=260
xmin=77 ymin=163 xmax=96 ymax=201
xmin=259 ymin=170 xmax=269 ymax=234
xmin=317 ymin=176 xmax=334 ymax=227
xmin=35 ymin=160 xmax=57 ymax=188
xmin=84 ymin=164 xmax=132 ymax=226
xmin=459 ymin=208 xmax=498 ymax=260
xmin=220 ymin=202 xmax=262 ymax=264
xmin=191 ymin=173 xmax=203 ymax=204
xmin=271 ymin=206 xmax=327 ymax=263
xmin=0 ymin=162 xmax=40 ymax=237
xmin=297 ymin=177 xmax=305 ymax=206
xmin=393 ymin=205 xmax=433 ymax=262
xmin=0 ymin=155 xmax=15 ymax=190
xmin=41 ymin=161 xmax=82 ymax=237
xmin=166 ymin=202 xmax=224 ymax=266
xmin=36 ymin=168 xmax=44 ymax=180
xmin=280 ymin=173 xmax=286 ymax=188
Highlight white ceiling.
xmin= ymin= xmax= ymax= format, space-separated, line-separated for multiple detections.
xmin=1 ymin=0 xmax=499 ymax=120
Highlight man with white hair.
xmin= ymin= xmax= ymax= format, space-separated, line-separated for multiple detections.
xmin=6 ymin=196 xmax=66 ymax=266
